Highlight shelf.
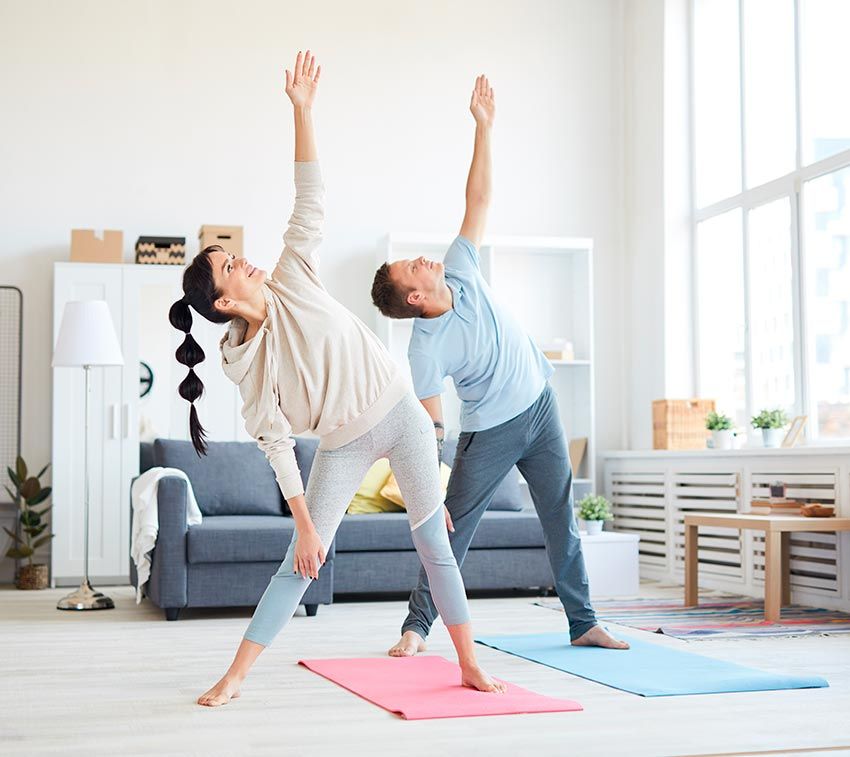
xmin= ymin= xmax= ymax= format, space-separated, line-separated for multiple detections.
xmin=549 ymin=359 xmax=591 ymax=366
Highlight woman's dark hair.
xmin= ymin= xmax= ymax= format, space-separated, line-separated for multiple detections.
xmin=168 ymin=245 xmax=233 ymax=456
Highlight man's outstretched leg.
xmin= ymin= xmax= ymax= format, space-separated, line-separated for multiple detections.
xmin=518 ymin=386 xmax=628 ymax=649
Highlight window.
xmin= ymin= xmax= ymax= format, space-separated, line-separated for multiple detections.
xmin=692 ymin=0 xmax=850 ymax=440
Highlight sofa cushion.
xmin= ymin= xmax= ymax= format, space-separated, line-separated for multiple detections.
xmin=442 ymin=437 xmax=524 ymax=511
xmin=333 ymin=509 xmax=544 ymax=552
xmin=187 ymin=515 xmax=295 ymax=563
xmin=293 ymin=436 xmax=319 ymax=488
xmin=154 ymin=439 xmax=284 ymax=517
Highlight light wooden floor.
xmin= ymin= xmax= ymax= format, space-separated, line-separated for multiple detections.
xmin=2 ymin=581 xmax=849 ymax=757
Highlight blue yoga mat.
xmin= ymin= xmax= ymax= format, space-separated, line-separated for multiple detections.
xmin=475 ymin=632 xmax=828 ymax=697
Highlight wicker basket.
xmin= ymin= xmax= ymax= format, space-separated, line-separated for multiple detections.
xmin=652 ymin=399 xmax=715 ymax=450
xmin=17 ymin=564 xmax=49 ymax=590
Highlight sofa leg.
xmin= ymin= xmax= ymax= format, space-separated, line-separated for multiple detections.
xmin=304 ymin=604 xmax=318 ymax=617
xmin=165 ymin=608 xmax=181 ymax=621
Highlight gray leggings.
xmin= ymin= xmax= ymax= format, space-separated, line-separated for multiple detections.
xmin=244 ymin=392 xmax=470 ymax=646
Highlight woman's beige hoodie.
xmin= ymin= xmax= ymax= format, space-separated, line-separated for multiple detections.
xmin=219 ymin=162 xmax=408 ymax=500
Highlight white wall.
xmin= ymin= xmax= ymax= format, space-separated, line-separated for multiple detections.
xmin=0 ymin=0 xmax=627 ymax=574
xmin=622 ymin=0 xmax=693 ymax=448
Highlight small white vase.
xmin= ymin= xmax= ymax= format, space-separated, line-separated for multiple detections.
xmin=762 ymin=428 xmax=785 ymax=448
xmin=711 ymin=429 xmax=734 ymax=450
xmin=582 ymin=520 xmax=604 ymax=535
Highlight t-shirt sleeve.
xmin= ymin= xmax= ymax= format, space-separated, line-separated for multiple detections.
xmin=443 ymin=235 xmax=480 ymax=273
xmin=408 ymin=347 xmax=445 ymax=400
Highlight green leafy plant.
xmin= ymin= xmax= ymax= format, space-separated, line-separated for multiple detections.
xmin=706 ymin=411 xmax=733 ymax=431
xmin=578 ymin=494 xmax=613 ymax=522
xmin=4 ymin=457 xmax=53 ymax=568
xmin=751 ymin=409 xmax=789 ymax=430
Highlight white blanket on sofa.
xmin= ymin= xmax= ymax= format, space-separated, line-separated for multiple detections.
xmin=131 ymin=467 xmax=202 ymax=603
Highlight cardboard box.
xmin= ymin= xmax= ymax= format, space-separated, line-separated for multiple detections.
xmin=569 ymin=437 xmax=588 ymax=475
xmin=70 ymin=229 xmax=123 ymax=263
xmin=199 ymin=225 xmax=243 ymax=257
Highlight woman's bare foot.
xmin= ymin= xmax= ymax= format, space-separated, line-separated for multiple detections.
xmin=197 ymin=675 xmax=243 ymax=707
xmin=571 ymin=625 xmax=630 ymax=649
xmin=461 ymin=664 xmax=507 ymax=694
xmin=388 ymin=630 xmax=426 ymax=657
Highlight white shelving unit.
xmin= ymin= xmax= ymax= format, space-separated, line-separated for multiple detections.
xmin=376 ymin=234 xmax=596 ymax=491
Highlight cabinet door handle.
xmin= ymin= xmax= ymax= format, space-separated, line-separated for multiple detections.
xmin=111 ymin=404 xmax=120 ymax=439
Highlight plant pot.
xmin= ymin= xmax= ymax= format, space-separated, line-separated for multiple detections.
xmin=762 ymin=428 xmax=785 ymax=448
xmin=17 ymin=563 xmax=49 ymax=590
xmin=582 ymin=520 xmax=604 ymax=535
xmin=711 ymin=429 xmax=734 ymax=450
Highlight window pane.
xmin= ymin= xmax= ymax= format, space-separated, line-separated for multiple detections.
xmin=800 ymin=0 xmax=850 ymax=164
xmin=743 ymin=0 xmax=796 ymax=187
xmin=749 ymin=198 xmax=795 ymax=415
xmin=694 ymin=0 xmax=742 ymax=207
xmin=697 ymin=210 xmax=747 ymax=428
xmin=803 ymin=166 xmax=850 ymax=438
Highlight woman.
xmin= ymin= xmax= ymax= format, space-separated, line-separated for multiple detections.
xmin=169 ymin=52 xmax=505 ymax=707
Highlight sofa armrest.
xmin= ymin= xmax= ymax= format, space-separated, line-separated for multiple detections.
xmin=147 ymin=477 xmax=190 ymax=609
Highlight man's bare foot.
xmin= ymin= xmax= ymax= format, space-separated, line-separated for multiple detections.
xmin=461 ymin=664 xmax=507 ymax=694
xmin=571 ymin=625 xmax=630 ymax=649
xmin=388 ymin=630 xmax=426 ymax=657
xmin=197 ymin=675 xmax=243 ymax=707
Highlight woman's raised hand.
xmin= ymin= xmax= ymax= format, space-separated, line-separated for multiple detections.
xmin=285 ymin=50 xmax=321 ymax=109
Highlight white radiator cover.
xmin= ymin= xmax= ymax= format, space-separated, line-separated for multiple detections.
xmin=603 ymin=448 xmax=850 ymax=611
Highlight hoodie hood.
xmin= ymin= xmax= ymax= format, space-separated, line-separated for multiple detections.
xmin=220 ymin=286 xmax=281 ymax=431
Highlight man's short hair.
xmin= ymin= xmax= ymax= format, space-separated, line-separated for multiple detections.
xmin=371 ymin=263 xmax=421 ymax=319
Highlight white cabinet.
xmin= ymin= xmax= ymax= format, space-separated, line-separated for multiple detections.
xmin=51 ymin=262 xmax=244 ymax=585
xmin=376 ymin=234 xmax=596 ymax=487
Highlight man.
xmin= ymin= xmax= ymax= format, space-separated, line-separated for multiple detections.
xmin=370 ymin=74 xmax=628 ymax=655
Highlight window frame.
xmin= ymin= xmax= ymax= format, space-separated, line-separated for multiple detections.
xmin=689 ymin=0 xmax=850 ymax=441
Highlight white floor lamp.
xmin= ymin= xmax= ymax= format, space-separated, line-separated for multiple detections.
xmin=52 ymin=300 xmax=124 ymax=611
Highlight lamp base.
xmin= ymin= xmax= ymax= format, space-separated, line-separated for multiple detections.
xmin=56 ymin=579 xmax=115 ymax=611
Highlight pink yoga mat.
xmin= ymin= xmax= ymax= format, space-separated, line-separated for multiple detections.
xmin=298 ymin=655 xmax=583 ymax=720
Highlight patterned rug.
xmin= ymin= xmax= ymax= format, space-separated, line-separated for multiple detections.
xmin=534 ymin=595 xmax=850 ymax=639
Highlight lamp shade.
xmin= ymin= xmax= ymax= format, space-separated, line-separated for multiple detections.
xmin=53 ymin=300 xmax=124 ymax=367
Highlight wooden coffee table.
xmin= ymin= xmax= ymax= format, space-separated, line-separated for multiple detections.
xmin=683 ymin=512 xmax=850 ymax=622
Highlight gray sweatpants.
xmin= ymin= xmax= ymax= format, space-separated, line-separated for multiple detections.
xmin=244 ymin=392 xmax=470 ymax=646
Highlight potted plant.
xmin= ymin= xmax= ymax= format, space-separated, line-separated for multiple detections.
xmin=751 ymin=409 xmax=789 ymax=448
xmin=577 ymin=494 xmax=613 ymax=535
xmin=706 ymin=411 xmax=734 ymax=450
xmin=4 ymin=457 xmax=53 ymax=590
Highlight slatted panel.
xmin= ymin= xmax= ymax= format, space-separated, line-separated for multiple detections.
xmin=673 ymin=472 xmax=743 ymax=580
xmin=609 ymin=471 xmax=667 ymax=570
xmin=751 ymin=472 xmax=840 ymax=595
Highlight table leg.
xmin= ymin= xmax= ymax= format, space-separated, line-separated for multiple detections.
xmin=781 ymin=532 xmax=791 ymax=606
xmin=685 ymin=523 xmax=698 ymax=606
xmin=765 ymin=531 xmax=783 ymax=622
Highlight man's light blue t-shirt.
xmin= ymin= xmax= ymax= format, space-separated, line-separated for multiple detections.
xmin=408 ymin=236 xmax=554 ymax=432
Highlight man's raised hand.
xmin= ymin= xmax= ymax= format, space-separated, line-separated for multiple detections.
xmin=469 ymin=74 xmax=495 ymax=128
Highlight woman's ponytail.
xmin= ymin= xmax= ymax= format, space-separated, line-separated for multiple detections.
xmin=169 ymin=297 xmax=209 ymax=456
xmin=169 ymin=247 xmax=233 ymax=457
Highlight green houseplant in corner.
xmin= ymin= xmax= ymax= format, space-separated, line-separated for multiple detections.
xmin=751 ymin=409 xmax=789 ymax=449
xmin=577 ymin=494 xmax=613 ymax=536
xmin=706 ymin=411 xmax=735 ymax=450
xmin=4 ymin=457 xmax=53 ymax=590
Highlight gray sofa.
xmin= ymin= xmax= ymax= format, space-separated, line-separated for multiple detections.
xmin=135 ymin=437 xmax=557 ymax=620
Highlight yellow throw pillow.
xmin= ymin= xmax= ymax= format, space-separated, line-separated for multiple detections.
xmin=380 ymin=463 xmax=453 ymax=509
xmin=346 ymin=458 xmax=405 ymax=514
